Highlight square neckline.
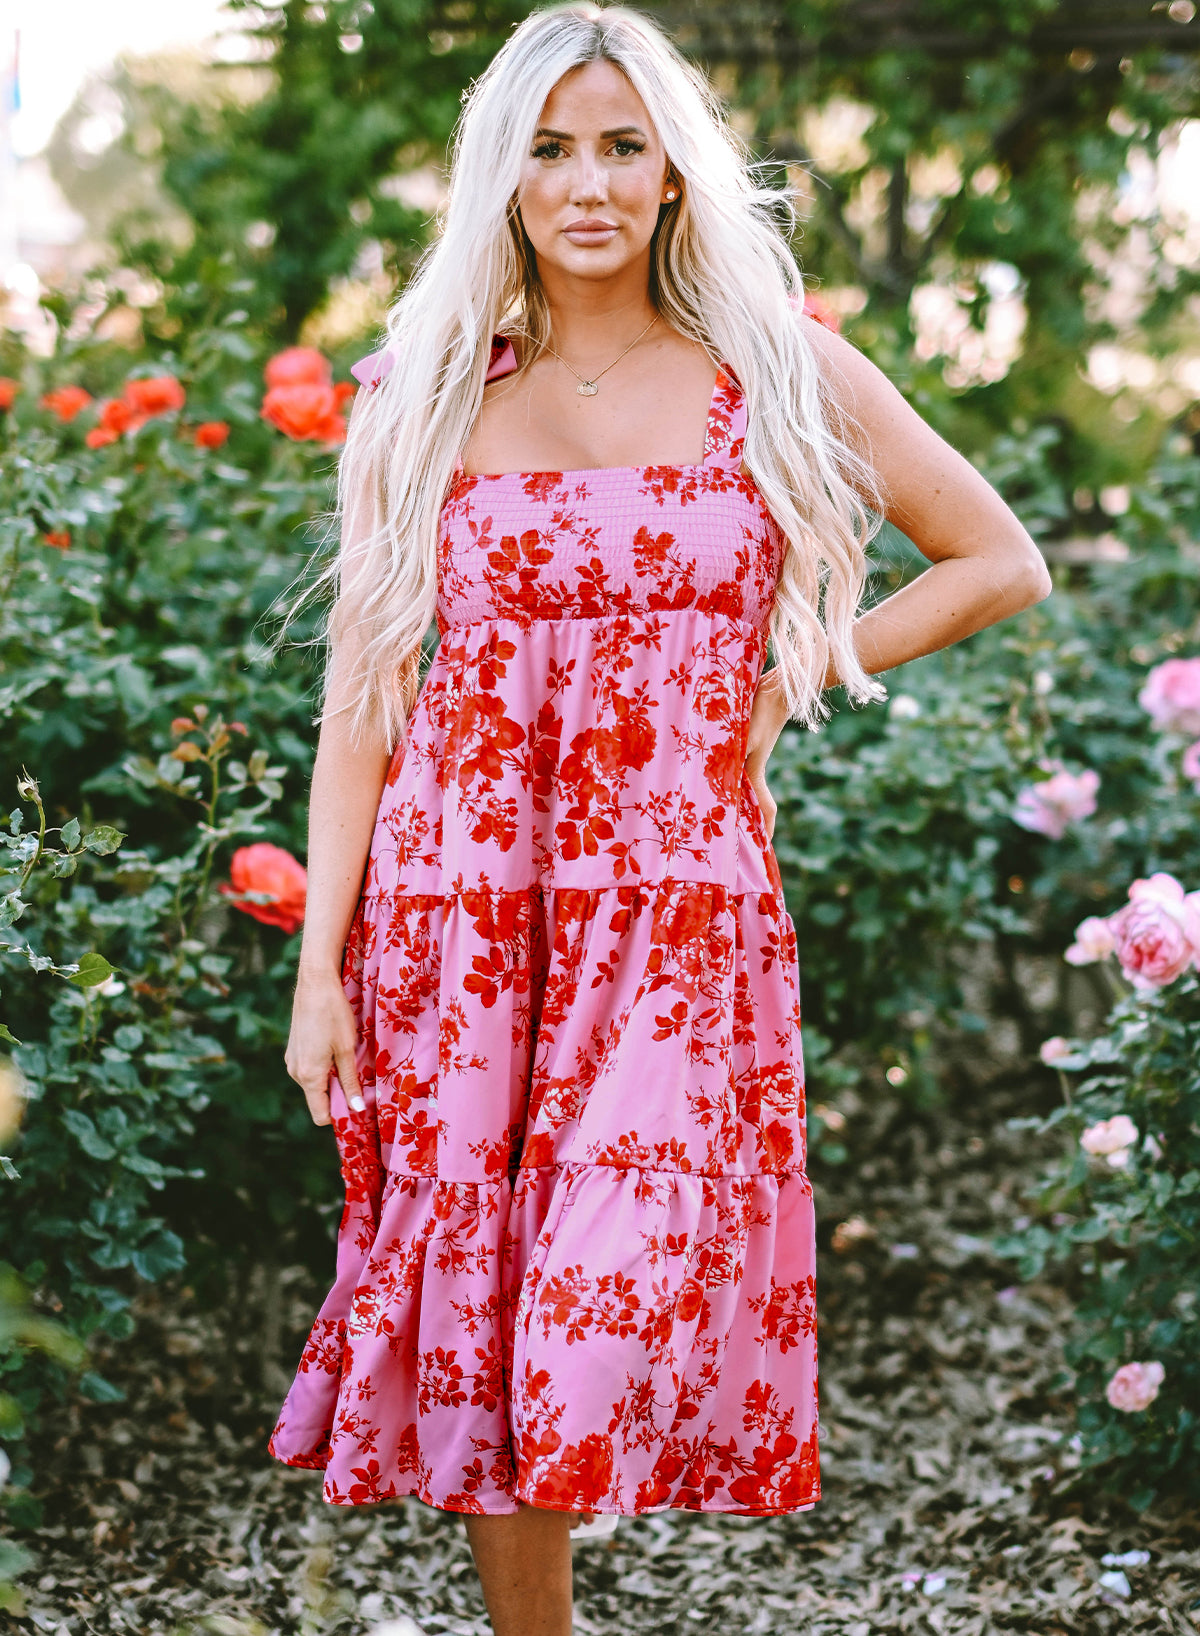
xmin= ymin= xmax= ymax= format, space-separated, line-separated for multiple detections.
xmin=452 ymin=347 xmax=736 ymax=485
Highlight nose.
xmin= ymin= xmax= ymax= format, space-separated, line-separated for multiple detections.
xmin=570 ymin=147 xmax=608 ymax=208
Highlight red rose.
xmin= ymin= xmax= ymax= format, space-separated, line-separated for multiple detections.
xmin=520 ymin=1130 xmax=556 ymax=1169
xmin=41 ymin=385 xmax=93 ymax=421
xmin=124 ymin=375 xmax=186 ymax=417
xmin=537 ymin=1434 xmax=614 ymax=1507
xmin=193 ymin=420 xmax=230 ymax=449
xmin=86 ymin=397 xmax=142 ymax=448
xmin=264 ymin=346 xmax=331 ymax=388
xmin=676 ymin=1279 xmax=705 ymax=1323
xmin=704 ymin=737 xmax=742 ymax=799
xmin=0 ymin=378 xmax=19 ymax=410
xmin=617 ymin=715 xmax=656 ymax=769
xmin=651 ymin=892 xmax=713 ymax=948
xmin=261 ymin=382 xmax=347 ymax=444
xmin=220 ymin=842 xmax=307 ymax=934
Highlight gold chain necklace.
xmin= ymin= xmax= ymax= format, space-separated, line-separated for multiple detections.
xmin=542 ymin=313 xmax=660 ymax=396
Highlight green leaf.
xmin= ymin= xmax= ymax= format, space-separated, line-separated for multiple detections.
xmin=78 ymin=1371 xmax=125 ymax=1404
xmin=83 ymin=825 xmax=125 ymax=855
xmin=131 ymin=1230 xmax=185 ymax=1281
xmin=0 ymin=1023 xmax=19 ymax=1045
xmin=61 ymin=1109 xmax=115 ymax=1160
xmin=0 ymin=1539 xmax=35 ymax=1580
xmin=67 ymin=952 xmax=114 ymax=988
xmin=59 ymin=817 xmax=81 ymax=850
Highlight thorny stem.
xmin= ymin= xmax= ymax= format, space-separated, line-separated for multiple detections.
xmin=17 ymin=774 xmax=47 ymax=894
xmin=1101 ymin=960 xmax=1132 ymax=1003
xmin=173 ymin=723 xmax=231 ymax=951
xmin=184 ymin=744 xmax=225 ymax=940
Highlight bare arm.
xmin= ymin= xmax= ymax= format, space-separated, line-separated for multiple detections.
xmin=285 ymin=630 xmax=393 ymax=1126
xmin=283 ymin=390 xmax=398 ymax=1125
xmin=746 ymin=320 xmax=1053 ymax=837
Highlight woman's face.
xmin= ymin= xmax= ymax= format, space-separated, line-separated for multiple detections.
xmin=515 ymin=58 xmax=676 ymax=285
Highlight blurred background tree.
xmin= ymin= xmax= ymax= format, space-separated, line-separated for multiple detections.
xmin=46 ymin=0 xmax=1200 ymax=499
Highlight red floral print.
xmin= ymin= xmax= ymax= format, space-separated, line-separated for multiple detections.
xmin=269 ymin=336 xmax=818 ymax=1519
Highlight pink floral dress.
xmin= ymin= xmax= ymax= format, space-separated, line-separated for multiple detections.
xmin=268 ymin=335 xmax=819 ymax=1516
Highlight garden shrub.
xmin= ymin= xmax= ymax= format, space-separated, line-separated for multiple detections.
xmin=997 ymin=918 xmax=1200 ymax=1508
xmin=993 ymin=638 xmax=1200 ymax=1506
xmin=1 ymin=312 xmax=351 ymax=1515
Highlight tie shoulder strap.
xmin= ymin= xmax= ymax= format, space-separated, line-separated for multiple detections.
xmin=704 ymin=366 xmax=748 ymax=468
xmin=350 ymin=332 xmax=517 ymax=396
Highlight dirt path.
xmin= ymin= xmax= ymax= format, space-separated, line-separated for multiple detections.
xmin=16 ymin=1078 xmax=1200 ymax=1634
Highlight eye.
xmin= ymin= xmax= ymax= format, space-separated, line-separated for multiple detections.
xmin=532 ymin=139 xmax=563 ymax=160
xmin=612 ymin=138 xmax=646 ymax=157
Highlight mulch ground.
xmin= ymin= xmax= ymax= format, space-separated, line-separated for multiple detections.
xmin=12 ymin=1071 xmax=1200 ymax=1635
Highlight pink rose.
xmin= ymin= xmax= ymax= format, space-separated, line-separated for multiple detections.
xmin=1080 ymin=1114 xmax=1138 ymax=1165
xmin=1107 ymin=872 xmax=1200 ymax=988
xmin=1039 ymin=1036 xmax=1073 ymax=1066
xmin=1182 ymin=740 xmax=1200 ymax=790
xmin=1138 ymin=656 xmax=1200 ymax=735
xmin=1012 ymin=762 xmax=1099 ymax=839
xmin=1065 ymin=915 xmax=1116 ymax=966
xmin=220 ymin=843 xmax=307 ymax=933
xmin=1105 ymin=1360 xmax=1164 ymax=1412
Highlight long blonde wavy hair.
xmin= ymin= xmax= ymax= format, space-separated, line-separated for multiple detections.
xmin=321 ymin=0 xmax=888 ymax=749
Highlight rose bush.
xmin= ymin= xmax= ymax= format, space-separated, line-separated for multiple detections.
xmin=997 ymin=848 xmax=1200 ymax=1505
xmin=0 ymin=309 xmax=369 ymax=1522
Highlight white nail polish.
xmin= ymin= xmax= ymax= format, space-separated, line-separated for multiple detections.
xmin=349 ymin=1095 xmax=366 ymax=1112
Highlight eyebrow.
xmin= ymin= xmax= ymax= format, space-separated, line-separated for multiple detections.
xmin=534 ymin=125 xmax=648 ymax=140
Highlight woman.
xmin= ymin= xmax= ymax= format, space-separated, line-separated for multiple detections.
xmin=270 ymin=4 xmax=1051 ymax=1631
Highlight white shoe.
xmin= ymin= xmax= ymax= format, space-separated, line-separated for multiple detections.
xmin=570 ymin=1512 xmax=620 ymax=1543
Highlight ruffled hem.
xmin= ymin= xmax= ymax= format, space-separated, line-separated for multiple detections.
xmin=269 ymin=1159 xmax=819 ymax=1515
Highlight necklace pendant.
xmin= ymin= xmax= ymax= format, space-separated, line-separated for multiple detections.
xmin=577 ymin=380 xmax=599 ymax=397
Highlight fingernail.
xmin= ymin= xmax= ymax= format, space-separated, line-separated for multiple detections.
xmin=349 ymin=1095 xmax=365 ymax=1112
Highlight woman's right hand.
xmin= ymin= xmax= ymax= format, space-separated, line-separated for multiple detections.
xmin=285 ymin=968 xmax=364 ymax=1127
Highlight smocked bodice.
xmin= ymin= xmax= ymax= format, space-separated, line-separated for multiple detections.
xmin=434 ymin=342 xmax=783 ymax=635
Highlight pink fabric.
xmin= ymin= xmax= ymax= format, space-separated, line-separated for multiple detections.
xmin=269 ymin=338 xmax=819 ymax=1517
xmin=348 ymin=334 xmax=517 ymax=393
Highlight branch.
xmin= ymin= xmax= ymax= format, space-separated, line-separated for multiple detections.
xmin=760 ymin=137 xmax=911 ymax=297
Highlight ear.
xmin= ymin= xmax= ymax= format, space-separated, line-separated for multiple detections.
xmin=662 ymin=171 xmax=681 ymax=204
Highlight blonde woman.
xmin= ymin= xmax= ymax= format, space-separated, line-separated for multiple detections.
xmin=270 ymin=4 xmax=1050 ymax=1630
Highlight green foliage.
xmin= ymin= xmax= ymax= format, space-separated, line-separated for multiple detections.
xmin=113 ymin=0 xmax=532 ymax=339
xmin=0 ymin=302 xmax=351 ymax=1516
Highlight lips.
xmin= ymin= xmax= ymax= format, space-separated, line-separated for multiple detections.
xmin=563 ymin=218 xmax=619 ymax=244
